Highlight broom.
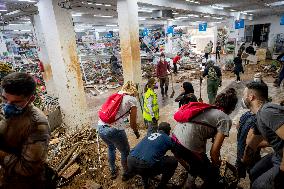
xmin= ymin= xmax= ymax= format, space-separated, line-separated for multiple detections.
xmin=198 ymin=77 xmax=203 ymax=102
xmin=170 ymin=73 xmax=175 ymax=98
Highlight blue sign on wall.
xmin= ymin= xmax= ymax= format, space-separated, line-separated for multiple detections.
xmin=105 ymin=32 xmax=113 ymax=38
xmin=167 ymin=26 xmax=174 ymax=34
xmin=199 ymin=23 xmax=207 ymax=31
xmin=235 ymin=19 xmax=245 ymax=29
xmin=143 ymin=28 xmax=149 ymax=36
xmin=281 ymin=15 xmax=284 ymax=25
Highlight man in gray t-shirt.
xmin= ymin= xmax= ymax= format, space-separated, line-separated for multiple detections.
xmin=171 ymin=88 xmax=238 ymax=188
xmin=173 ymin=109 xmax=231 ymax=153
xmin=242 ymin=82 xmax=284 ymax=189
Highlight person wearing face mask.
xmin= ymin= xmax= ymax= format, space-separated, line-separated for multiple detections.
xmin=156 ymin=53 xmax=170 ymax=100
xmin=0 ymin=72 xmax=51 ymax=189
xmin=242 ymin=81 xmax=284 ymax=189
xmin=143 ymin=78 xmax=159 ymax=135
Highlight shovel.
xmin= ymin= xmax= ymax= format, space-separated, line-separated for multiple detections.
xmin=198 ymin=77 xmax=203 ymax=102
xmin=170 ymin=73 xmax=175 ymax=98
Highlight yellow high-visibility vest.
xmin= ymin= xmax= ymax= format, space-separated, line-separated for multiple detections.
xmin=143 ymin=88 xmax=159 ymax=121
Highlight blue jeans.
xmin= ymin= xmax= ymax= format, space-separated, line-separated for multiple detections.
xmin=98 ymin=125 xmax=130 ymax=173
xmin=249 ymin=153 xmax=280 ymax=189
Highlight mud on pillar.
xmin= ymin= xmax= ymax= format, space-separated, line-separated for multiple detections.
xmin=31 ymin=14 xmax=57 ymax=97
xmin=117 ymin=0 xmax=143 ymax=124
xmin=37 ymin=0 xmax=90 ymax=131
xmin=117 ymin=0 xmax=142 ymax=84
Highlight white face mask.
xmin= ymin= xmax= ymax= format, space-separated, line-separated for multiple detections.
xmin=241 ymin=98 xmax=249 ymax=109
xmin=161 ymin=58 xmax=165 ymax=62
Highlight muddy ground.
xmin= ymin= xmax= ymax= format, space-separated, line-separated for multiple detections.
xmin=50 ymin=59 xmax=284 ymax=189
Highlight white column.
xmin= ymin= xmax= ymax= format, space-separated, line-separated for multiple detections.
xmin=37 ymin=0 xmax=90 ymax=131
xmin=32 ymin=15 xmax=57 ymax=97
xmin=117 ymin=0 xmax=142 ymax=84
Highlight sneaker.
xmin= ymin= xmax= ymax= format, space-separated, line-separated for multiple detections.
xmin=236 ymin=81 xmax=241 ymax=83
xmin=110 ymin=170 xmax=118 ymax=180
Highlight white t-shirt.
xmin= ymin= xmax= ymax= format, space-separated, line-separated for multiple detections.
xmin=98 ymin=92 xmax=138 ymax=130
xmin=172 ymin=109 xmax=232 ymax=153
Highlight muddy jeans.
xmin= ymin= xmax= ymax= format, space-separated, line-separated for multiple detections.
xmin=159 ymin=77 xmax=169 ymax=96
xmin=207 ymin=79 xmax=219 ymax=104
xmin=249 ymin=153 xmax=280 ymax=189
xmin=172 ymin=141 xmax=220 ymax=187
xmin=98 ymin=125 xmax=130 ymax=173
xmin=127 ymin=155 xmax=178 ymax=187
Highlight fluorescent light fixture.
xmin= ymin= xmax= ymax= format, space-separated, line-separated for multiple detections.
xmin=193 ymin=15 xmax=199 ymax=17
xmin=106 ymin=24 xmax=118 ymax=27
xmin=230 ymin=9 xmax=236 ymax=11
xmin=94 ymin=15 xmax=113 ymax=18
xmin=249 ymin=13 xmax=253 ymax=16
xmin=213 ymin=17 xmax=223 ymax=19
xmin=104 ymin=4 xmax=111 ymax=7
xmin=101 ymin=15 xmax=113 ymax=18
xmin=18 ymin=0 xmax=36 ymax=2
xmin=167 ymin=18 xmax=174 ymax=21
xmin=0 ymin=10 xmax=7 ymax=12
xmin=72 ymin=13 xmax=82 ymax=16
xmin=211 ymin=5 xmax=224 ymax=10
xmin=267 ymin=1 xmax=284 ymax=6
xmin=139 ymin=18 xmax=146 ymax=20
xmin=194 ymin=1 xmax=200 ymax=4
xmin=13 ymin=29 xmax=31 ymax=32
xmin=138 ymin=8 xmax=152 ymax=13
xmin=5 ymin=10 xmax=20 ymax=15
xmin=173 ymin=12 xmax=179 ymax=15
xmin=241 ymin=12 xmax=248 ymax=15
xmin=175 ymin=16 xmax=188 ymax=19
xmin=204 ymin=15 xmax=211 ymax=18
xmin=95 ymin=3 xmax=102 ymax=6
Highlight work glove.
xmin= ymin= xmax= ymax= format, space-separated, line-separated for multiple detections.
xmin=152 ymin=117 xmax=158 ymax=125
xmin=134 ymin=130 xmax=140 ymax=139
xmin=275 ymin=168 xmax=284 ymax=189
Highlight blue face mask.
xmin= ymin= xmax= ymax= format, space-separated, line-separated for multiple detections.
xmin=2 ymin=103 xmax=24 ymax=119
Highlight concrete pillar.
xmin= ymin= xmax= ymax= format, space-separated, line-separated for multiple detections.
xmin=117 ymin=0 xmax=142 ymax=84
xmin=0 ymin=32 xmax=7 ymax=56
xmin=37 ymin=0 xmax=90 ymax=131
xmin=32 ymin=15 xmax=57 ymax=97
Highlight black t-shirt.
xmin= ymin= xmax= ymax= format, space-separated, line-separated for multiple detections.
xmin=255 ymin=103 xmax=284 ymax=158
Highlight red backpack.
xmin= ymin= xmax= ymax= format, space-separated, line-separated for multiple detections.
xmin=174 ymin=102 xmax=218 ymax=123
xmin=98 ymin=93 xmax=127 ymax=124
